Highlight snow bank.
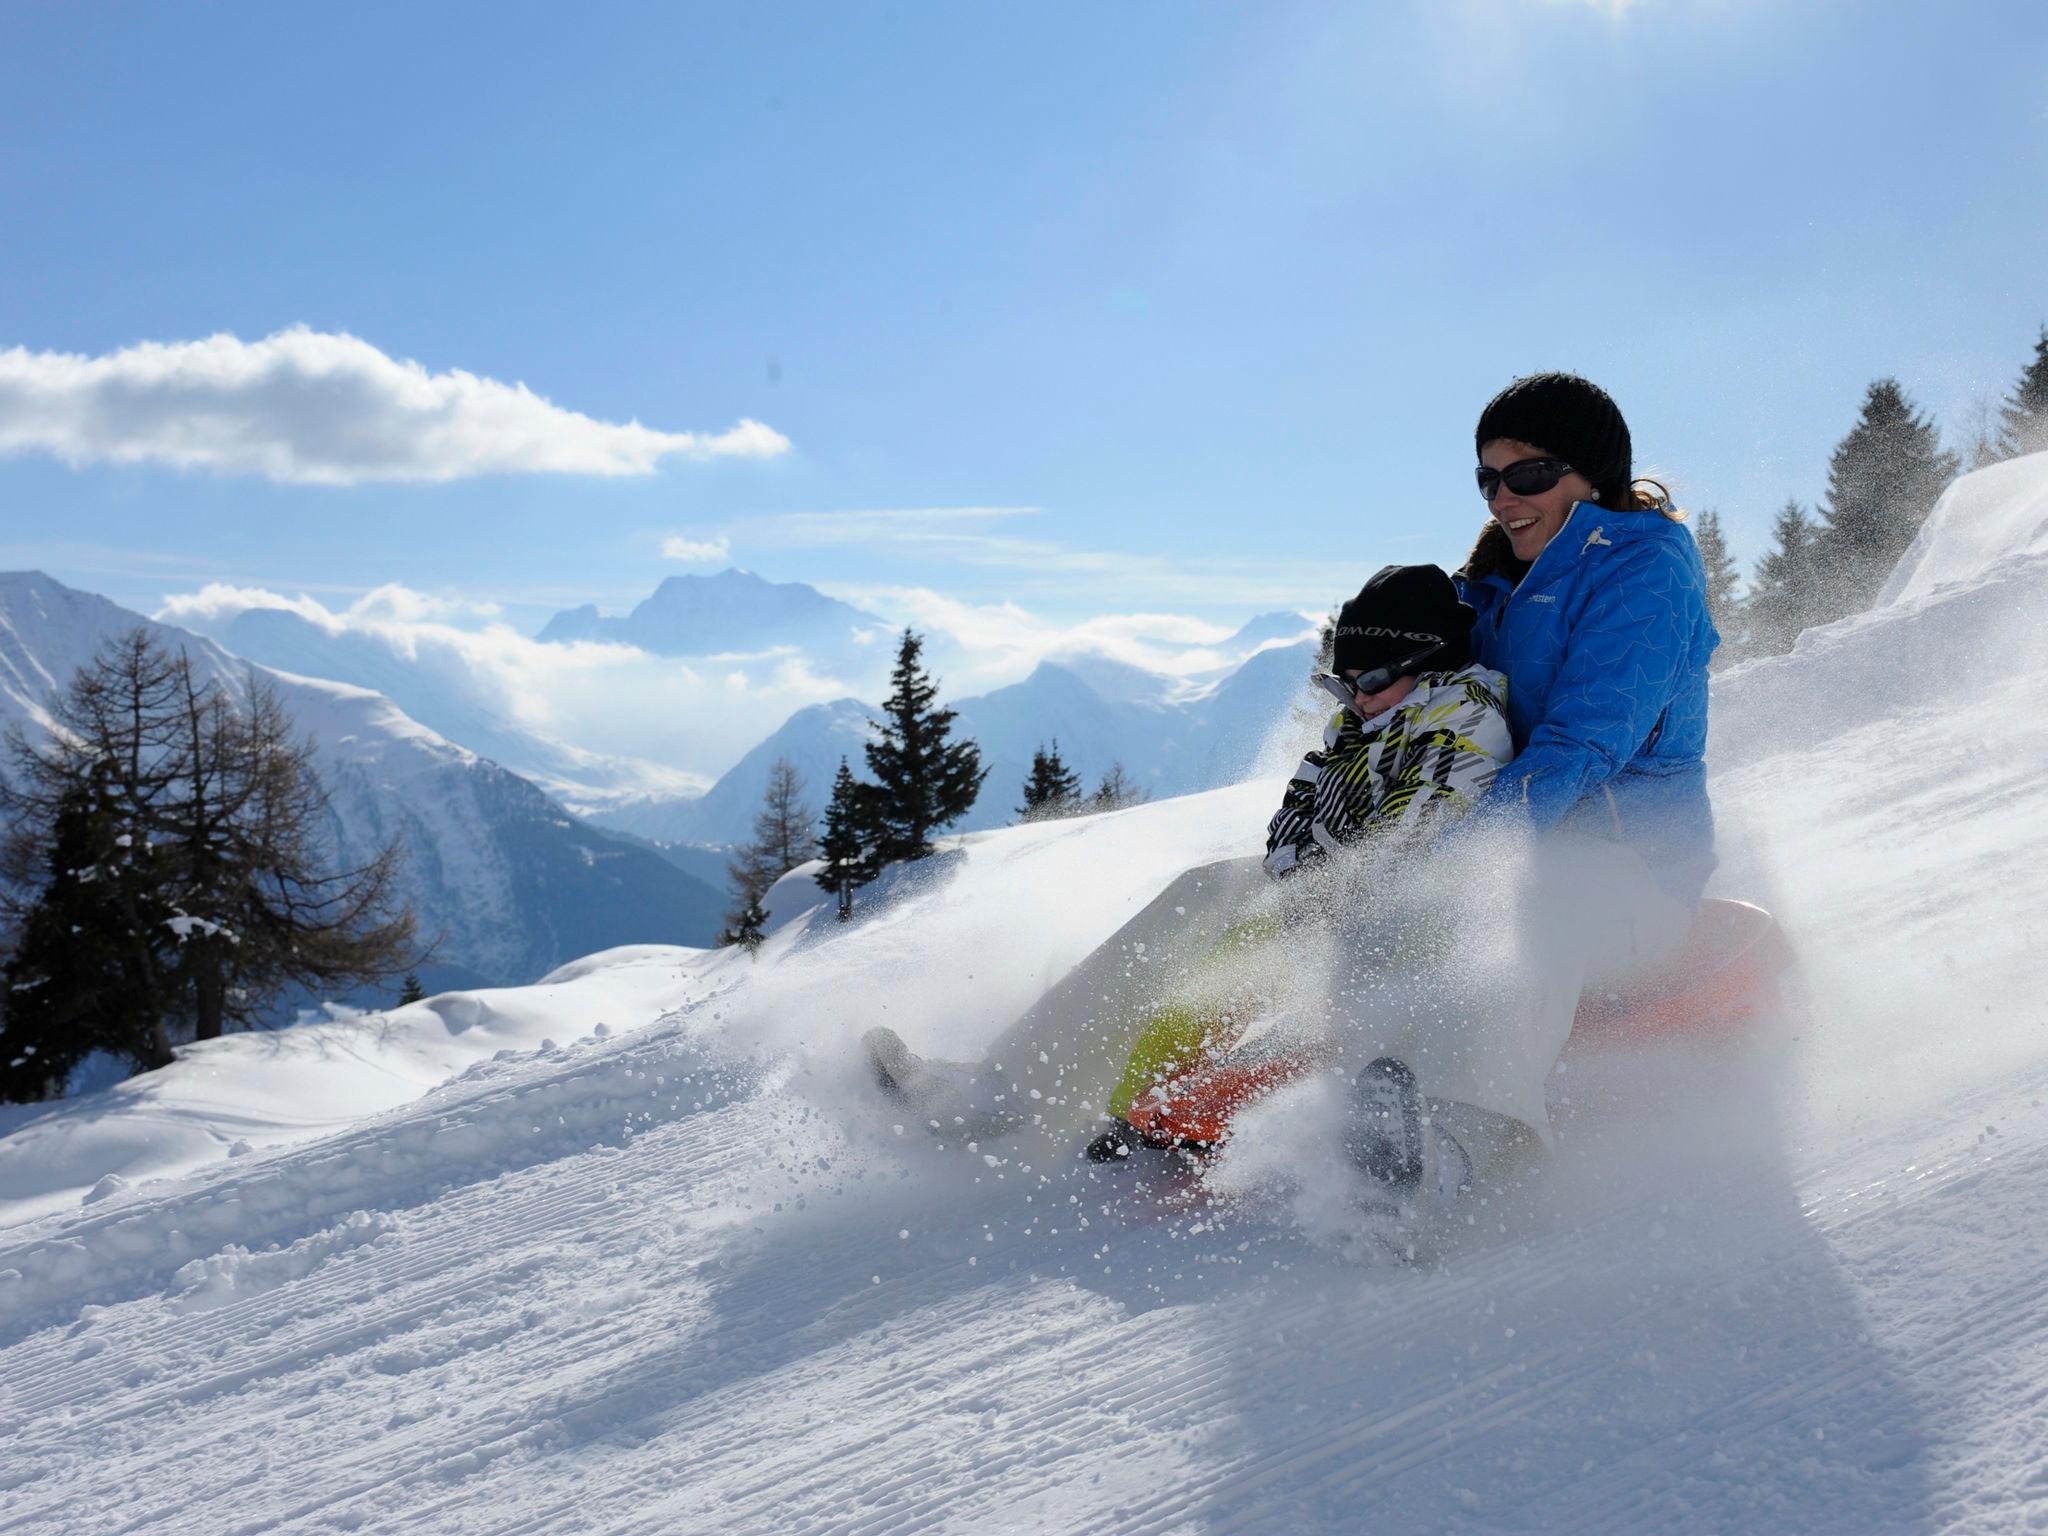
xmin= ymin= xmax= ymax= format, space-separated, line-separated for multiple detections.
xmin=1881 ymin=448 xmax=2048 ymax=605
xmin=0 ymin=946 xmax=728 ymax=1228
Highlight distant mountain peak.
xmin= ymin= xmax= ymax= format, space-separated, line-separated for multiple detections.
xmin=538 ymin=572 xmax=884 ymax=660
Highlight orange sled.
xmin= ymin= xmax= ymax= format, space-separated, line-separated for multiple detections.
xmin=1122 ymin=898 xmax=1792 ymax=1152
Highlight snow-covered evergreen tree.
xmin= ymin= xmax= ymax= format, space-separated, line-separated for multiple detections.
xmin=863 ymin=630 xmax=986 ymax=863
xmin=1692 ymin=510 xmax=1746 ymax=666
xmin=0 ymin=761 xmax=173 ymax=1100
xmin=1017 ymin=740 xmax=1083 ymax=822
xmin=1813 ymin=379 xmax=1957 ymax=618
xmin=814 ymin=758 xmax=880 ymax=921
xmin=1991 ymin=327 xmax=2048 ymax=463
xmin=715 ymin=892 xmax=770 ymax=954
xmin=1746 ymin=500 xmax=1824 ymax=658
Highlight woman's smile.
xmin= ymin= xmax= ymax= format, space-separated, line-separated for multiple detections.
xmin=1479 ymin=437 xmax=1597 ymax=561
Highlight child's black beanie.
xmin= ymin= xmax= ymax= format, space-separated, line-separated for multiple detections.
xmin=1332 ymin=564 xmax=1475 ymax=676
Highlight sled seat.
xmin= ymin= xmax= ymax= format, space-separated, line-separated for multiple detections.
xmin=1567 ymin=897 xmax=1792 ymax=1048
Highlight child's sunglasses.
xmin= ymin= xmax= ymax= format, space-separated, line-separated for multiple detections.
xmin=1313 ymin=641 xmax=1446 ymax=709
xmin=1476 ymin=457 xmax=1575 ymax=502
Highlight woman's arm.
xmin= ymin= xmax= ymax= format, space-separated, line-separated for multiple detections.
xmin=1491 ymin=541 xmax=1704 ymax=831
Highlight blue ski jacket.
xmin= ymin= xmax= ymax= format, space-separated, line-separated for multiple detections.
xmin=1456 ymin=505 xmax=1720 ymax=905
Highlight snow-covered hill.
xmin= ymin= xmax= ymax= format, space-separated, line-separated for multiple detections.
xmin=4 ymin=458 xmax=2048 ymax=1531
xmin=0 ymin=574 xmax=726 ymax=990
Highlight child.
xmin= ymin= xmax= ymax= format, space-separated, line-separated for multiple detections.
xmin=1091 ymin=563 xmax=1513 ymax=1158
xmin=1265 ymin=563 xmax=1512 ymax=874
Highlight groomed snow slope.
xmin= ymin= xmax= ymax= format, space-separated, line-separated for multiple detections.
xmin=4 ymin=458 xmax=2048 ymax=1533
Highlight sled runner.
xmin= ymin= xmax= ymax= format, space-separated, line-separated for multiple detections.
xmin=1118 ymin=898 xmax=1791 ymax=1155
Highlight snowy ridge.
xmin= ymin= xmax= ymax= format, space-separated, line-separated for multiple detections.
xmin=4 ymin=457 xmax=2048 ymax=1530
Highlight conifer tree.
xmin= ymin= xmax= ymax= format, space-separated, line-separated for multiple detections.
xmin=1813 ymin=379 xmax=1958 ymax=618
xmin=863 ymin=629 xmax=987 ymax=863
xmin=0 ymin=762 xmax=174 ymax=1100
xmin=1090 ymin=761 xmax=1150 ymax=813
xmin=716 ymin=892 xmax=770 ymax=954
xmin=814 ymin=757 xmax=880 ymax=920
xmin=1017 ymin=740 xmax=1083 ymax=822
xmin=397 ymin=971 xmax=427 ymax=1005
xmin=1992 ymin=327 xmax=2048 ymax=463
xmin=1691 ymin=510 xmax=1746 ymax=666
xmin=1745 ymin=500 xmax=1823 ymax=658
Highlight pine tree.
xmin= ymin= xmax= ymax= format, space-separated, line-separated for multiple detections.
xmin=1090 ymin=761 xmax=1150 ymax=813
xmin=1991 ymin=327 xmax=2048 ymax=463
xmin=1691 ymin=510 xmax=1746 ymax=666
xmin=0 ymin=762 xmax=174 ymax=1100
xmin=814 ymin=758 xmax=880 ymax=920
xmin=715 ymin=892 xmax=770 ymax=954
xmin=1745 ymin=500 xmax=1823 ymax=658
xmin=1017 ymin=740 xmax=1084 ymax=822
xmin=397 ymin=971 xmax=427 ymax=1005
xmin=863 ymin=629 xmax=987 ymax=863
xmin=1812 ymin=379 xmax=1958 ymax=619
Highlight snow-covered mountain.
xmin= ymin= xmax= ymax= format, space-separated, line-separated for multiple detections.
xmin=640 ymin=641 xmax=1318 ymax=845
xmin=4 ymin=455 xmax=2048 ymax=1531
xmin=0 ymin=573 xmax=726 ymax=987
xmin=167 ymin=602 xmax=708 ymax=825
xmin=537 ymin=567 xmax=887 ymax=657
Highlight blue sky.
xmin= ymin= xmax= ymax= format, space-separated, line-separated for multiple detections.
xmin=4 ymin=0 xmax=2046 ymax=646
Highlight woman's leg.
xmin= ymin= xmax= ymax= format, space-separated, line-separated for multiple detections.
xmin=1343 ymin=835 xmax=1693 ymax=1153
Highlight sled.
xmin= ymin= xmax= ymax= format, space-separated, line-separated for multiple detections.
xmin=1121 ymin=898 xmax=1792 ymax=1154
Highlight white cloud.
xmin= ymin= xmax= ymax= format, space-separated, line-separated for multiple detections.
xmin=829 ymin=585 xmax=1293 ymax=693
xmin=160 ymin=581 xmax=499 ymax=632
xmin=661 ymin=534 xmax=733 ymax=563
xmin=155 ymin=582 xmax=856 ymax=778
xmin=0 ymin=327 xmax=791 ymax=485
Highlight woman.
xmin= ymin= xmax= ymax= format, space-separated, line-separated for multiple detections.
xmin=1343 ymin=372 xmax=1721 ymax=1209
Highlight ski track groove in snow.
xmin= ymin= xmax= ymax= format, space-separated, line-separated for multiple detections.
xmin=0 ymin=1022 xmax=787 ymax=1533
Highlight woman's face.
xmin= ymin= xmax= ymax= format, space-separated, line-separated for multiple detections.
xmin=1479 ymin=438 xmax=1599 ymax=564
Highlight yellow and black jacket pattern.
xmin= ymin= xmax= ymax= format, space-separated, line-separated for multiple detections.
xmin=1263 ymin=664 xmax=1514 ymax=876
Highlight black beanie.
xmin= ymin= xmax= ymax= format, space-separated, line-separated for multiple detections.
xmin=1332 ymin=564 xmax=1475 ymax=676
xmin=1474 ymin=373 xmax=1633 ymax=509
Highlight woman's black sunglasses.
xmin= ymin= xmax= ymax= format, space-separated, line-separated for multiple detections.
xmin=1313 ymin=641 xmax=1446 ymax=710
xmin=1476 ymin=457 xmax=1574 ymax=501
